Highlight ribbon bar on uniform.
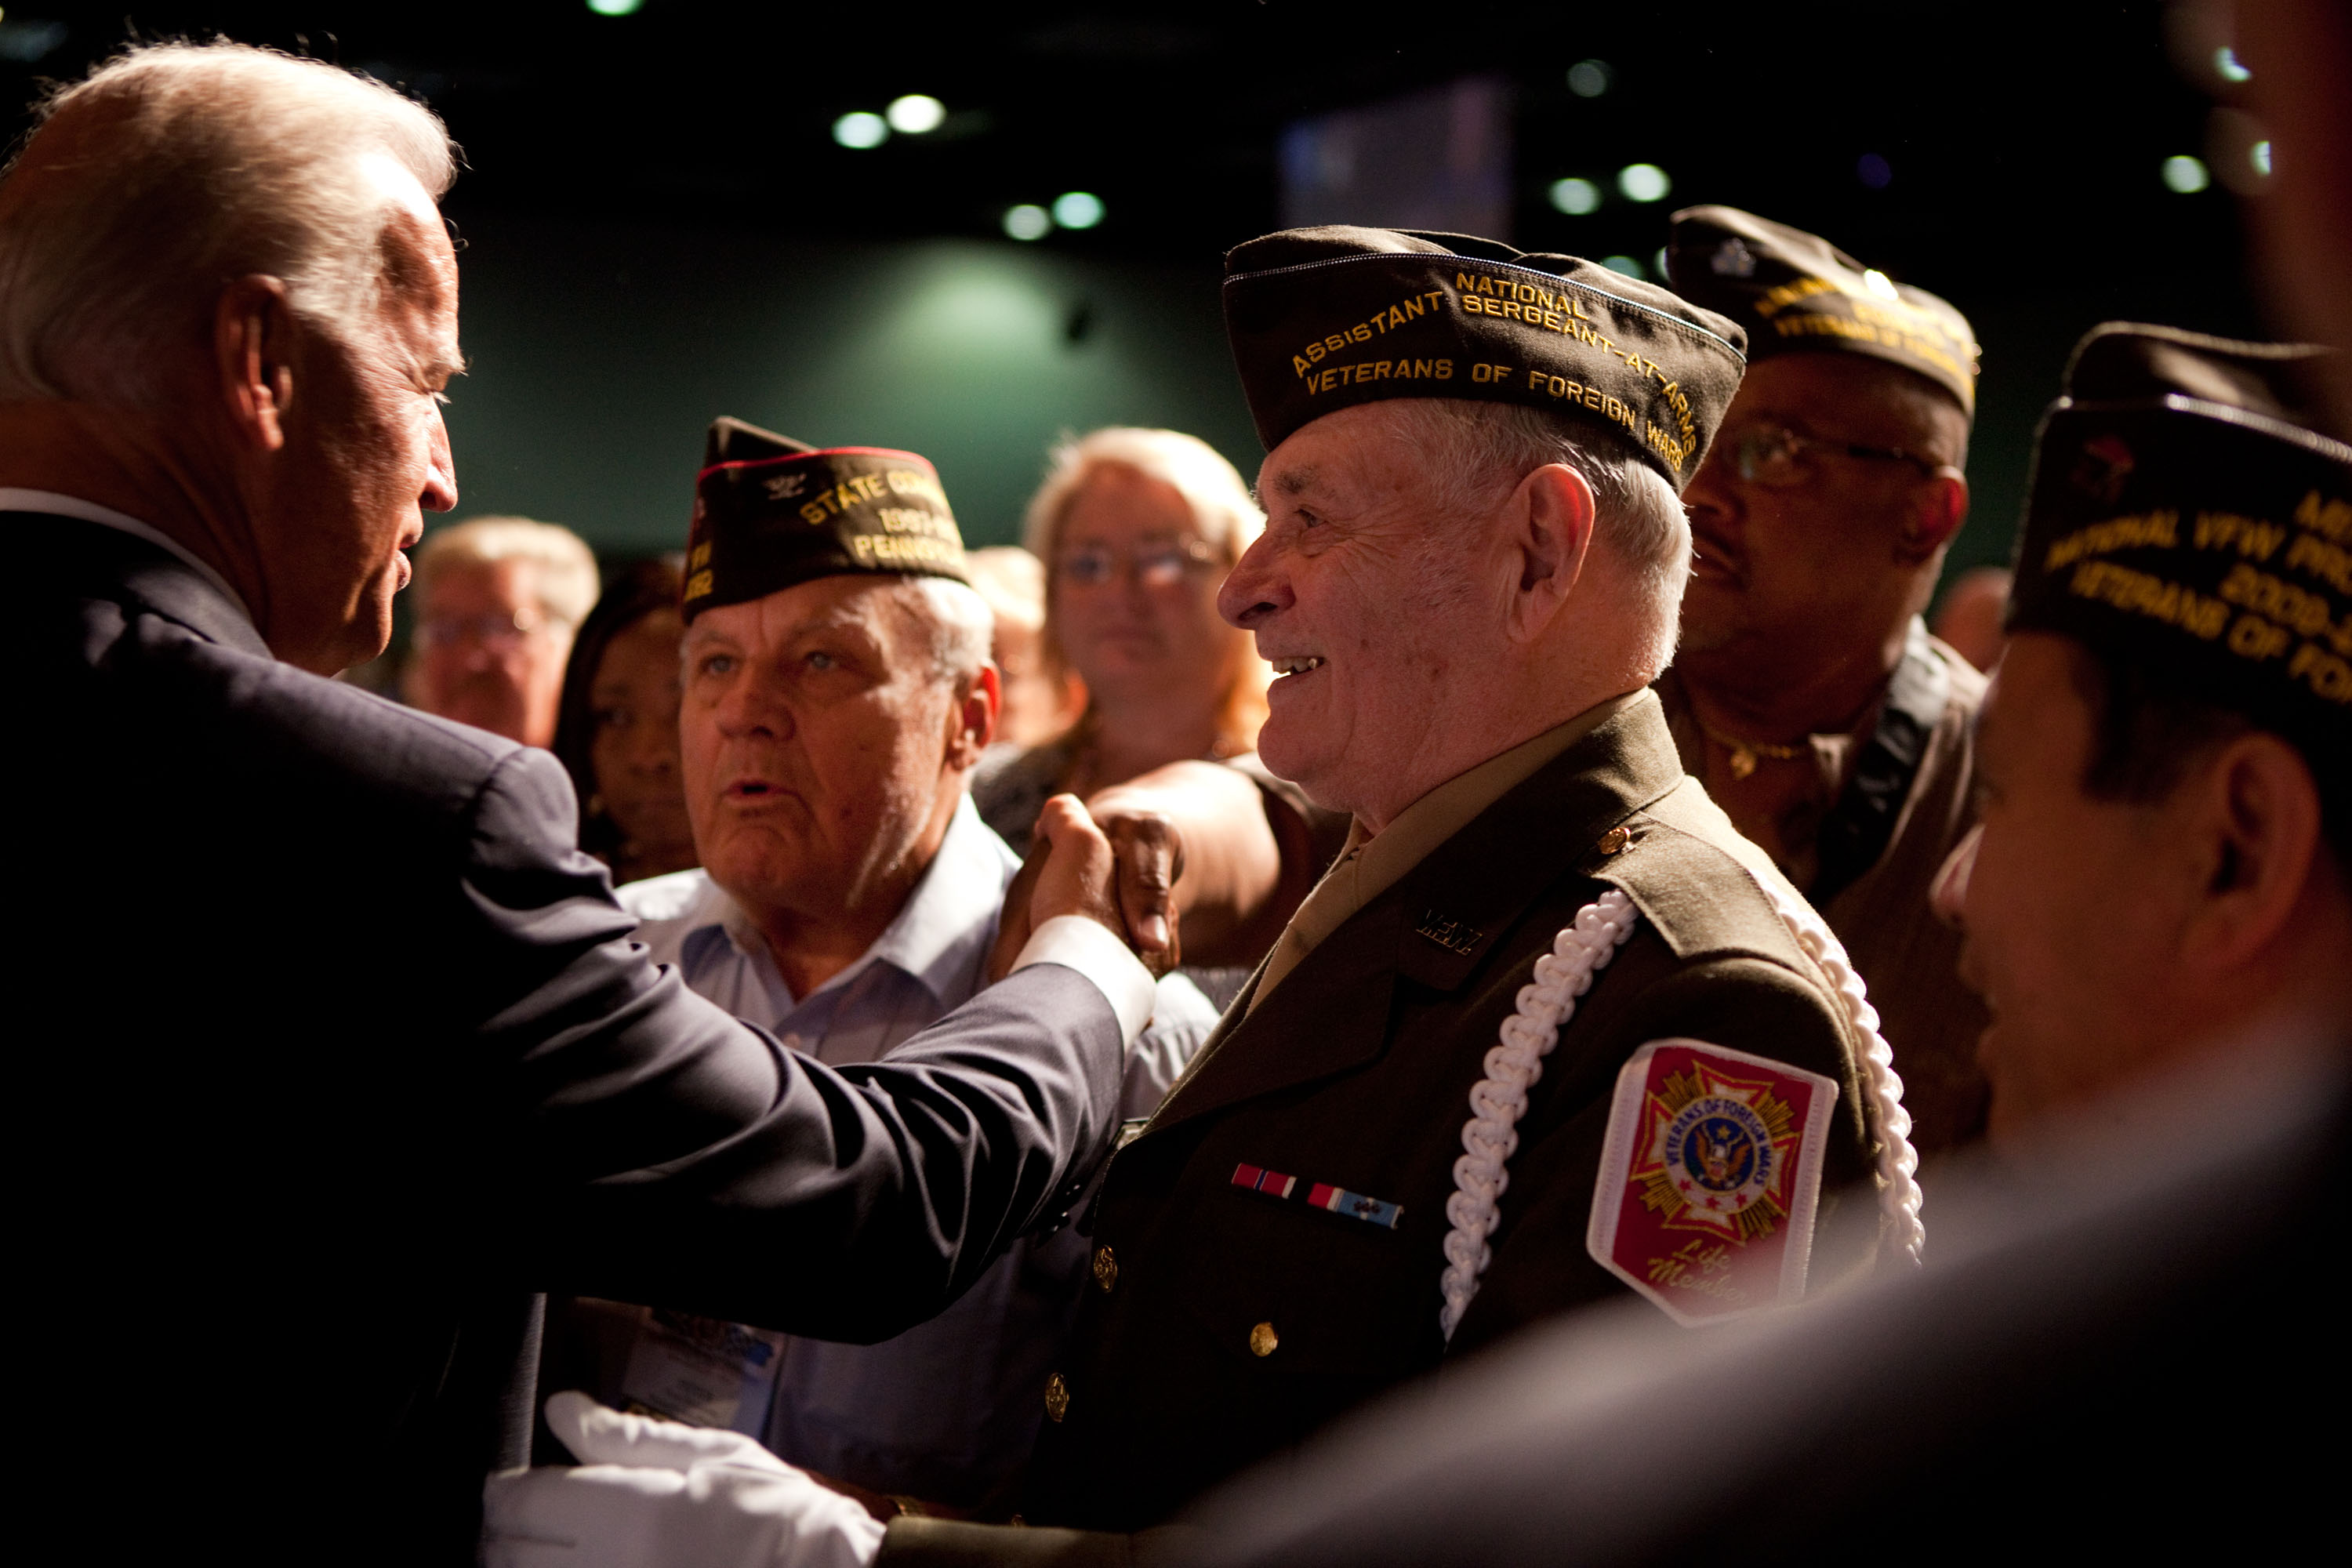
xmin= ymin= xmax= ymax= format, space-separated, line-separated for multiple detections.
xmin=1308 ymin=1181 xmax=1403 ymax=1229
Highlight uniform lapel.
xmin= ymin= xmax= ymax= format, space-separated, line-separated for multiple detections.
xmin=1146 ymin=698 xmax=1688 ymax=1134
xmin=1390 ymin=696 xmax=1685 ymax=993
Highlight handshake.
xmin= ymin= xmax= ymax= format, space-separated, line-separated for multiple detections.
xmin=985 ymin=759 xmax=1299 ymax=982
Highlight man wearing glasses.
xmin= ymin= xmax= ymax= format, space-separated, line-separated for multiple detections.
xmin=405 ymin=514 xmax=600 ymax=748
xmin=1661 ymin=207 xmax=1992 ymax=1156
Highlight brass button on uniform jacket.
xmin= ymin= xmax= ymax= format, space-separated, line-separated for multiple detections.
xmin=1018 ymin=698 xmax=1879 ymax=1532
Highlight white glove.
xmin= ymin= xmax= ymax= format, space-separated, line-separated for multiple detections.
xmin=481 ymin=1391 xmax=886 ymax=1568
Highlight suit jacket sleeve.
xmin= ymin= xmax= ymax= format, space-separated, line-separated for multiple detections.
xmin=462 ymin=747 xmax=1125 ymax=1340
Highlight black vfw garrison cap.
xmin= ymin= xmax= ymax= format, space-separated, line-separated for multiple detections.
xmin=682 ymin=416 xmax=969 ymax=622
xmin=2009 ymin=323 xmax=2349 ymax=775
xmin=1665 ymin=205 xmax=1979 ymax=417
xmin=1221 ymin=227 xmax=1748 ymax=490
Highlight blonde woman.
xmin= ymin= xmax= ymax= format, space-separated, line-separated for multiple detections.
xmin=976 ymin=428 xmax=1340 ymax=985
xmin=975 ymin=428 xmax=1267 ymax=821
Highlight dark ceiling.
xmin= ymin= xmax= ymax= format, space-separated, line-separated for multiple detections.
xmin=2 ymin=2 xmax=2241 ymax=292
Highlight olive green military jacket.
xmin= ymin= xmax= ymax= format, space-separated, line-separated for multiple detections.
xmin=881 ymin=698 xmax=1877 ymax=1563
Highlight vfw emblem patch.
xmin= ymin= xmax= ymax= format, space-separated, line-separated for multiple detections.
xmin=1586 ymin=1038 xmax=1836 ymax=1326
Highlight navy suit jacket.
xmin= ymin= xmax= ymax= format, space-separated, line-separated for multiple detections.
xmin=21 ymin=515 xmax=1123 ymax=1562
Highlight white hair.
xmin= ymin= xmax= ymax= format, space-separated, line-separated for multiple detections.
xmin=0 ymin=42 xmax=456 ymax=406
xmin=891 ymin=575 xmax=996 ymax=691
xmin=1386 ymin=399 xmax=1692 ymax=676
xmin=412 ymin=517 xmax=601 ymax=630
xmin=1021 ymin=426 xmax=1264 ymax=567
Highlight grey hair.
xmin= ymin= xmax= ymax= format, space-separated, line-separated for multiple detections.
xmin=1021 ymin=426 xmax=1264 ymax=567
xmin=892 ymin=575 xmax=996 ymax=691
xmin=0 ymin=42 xmax=457 ymax=406
xmin=412 ymin=517 xmax=601 ymax=630
xmin=1387 ymin=399 xmax=1692 ymax=675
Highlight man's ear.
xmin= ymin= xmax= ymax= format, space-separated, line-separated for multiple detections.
xmin=2180 ymin=731 xmax=2326 ymax=974
xmin=1897 ymin=470 xmax=1969 ymax=564
xmin=214 ymin=274 xmax=299 ymax=454
xmin=948 ymin=663 xmax=1001 ymax=770
xmin=1504 ymin=463 xmax=1595 ymax=644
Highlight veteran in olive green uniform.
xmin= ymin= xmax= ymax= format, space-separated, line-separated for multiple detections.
xmin=880 ymin=227 xmax=1921 ymax=1563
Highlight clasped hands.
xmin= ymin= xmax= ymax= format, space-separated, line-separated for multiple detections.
xmin=988 ymin=760 xmax=1283 ymax=981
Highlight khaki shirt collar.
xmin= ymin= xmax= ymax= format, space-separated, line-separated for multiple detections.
xmin=1249 ymin=689 xmax=1647 ymax=1014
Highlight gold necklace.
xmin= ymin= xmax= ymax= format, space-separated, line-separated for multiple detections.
xmin=1694 ymin=717 xmax=1806 ymax=780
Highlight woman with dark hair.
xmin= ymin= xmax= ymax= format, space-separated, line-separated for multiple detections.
xmin=552 ymin=556 xmax=699 ymax=886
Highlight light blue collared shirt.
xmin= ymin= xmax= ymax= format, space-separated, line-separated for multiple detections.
xmin=627 ymin=794 xmax=1019 ymax=1069
xmin=617 ymin=796 xmax=1214 ymax=1503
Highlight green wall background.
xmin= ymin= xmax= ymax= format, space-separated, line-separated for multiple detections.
xmin=435 ymin=214 xmax=2262 ymax=598
xmin=439 ymin=216 xmax=1262 ymax=559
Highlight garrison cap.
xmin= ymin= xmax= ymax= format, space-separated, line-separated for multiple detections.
xmin=2009 ymin=323 xmax=2349 ymax=773
xmin=682 ymin=415 xmax=969 ymax=622
xmin=1665 ymin=205 xmax=1979 ymax=417
xmin=1221 ymin=226 xmax=1747 ymax=490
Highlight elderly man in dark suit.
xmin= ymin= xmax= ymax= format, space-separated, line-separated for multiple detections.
xmin=5 ymin=42 xmax=1153 ymax=1566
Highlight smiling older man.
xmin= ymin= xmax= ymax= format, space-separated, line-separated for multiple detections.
xmin=480 ymin=228 xmax=1925 ymax=1568
xmin=1158 ymin=322 xmax=2352 ymax=1568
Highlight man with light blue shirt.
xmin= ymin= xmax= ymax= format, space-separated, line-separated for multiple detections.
xmin=568 ymin=416 xmax=1214 ymax=1510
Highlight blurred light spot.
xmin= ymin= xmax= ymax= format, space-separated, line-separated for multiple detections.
xmin=1602 ymin=255 xmax=1644 ymax=279
xmin=1653 ymin=247 xmax=1670 ymax=280
xmin=1566 ymin=60 xmax=1612 ymax=98
xmin=2163 ymin=154 xmax=2211 ymax=193
xmin=1052 ymin=191 xmax=1105 ymax=230
xmin=1548 ymin=177 xmax=1602 ymax=216
xmin=1857 ymin=152 xmax=1893 ymax=189
xmin=1003 ymin=205 xmax=1053 ymax=241
xmin=1617 ymin=164 xmax=1671 ymax=203
xmin=886 ymin=95 xmax=946 ymax=134
xmin=0 ymin=16 xmax=69 ymax=60
xmin=2251 ymin=139 xmax=2272 ymax=176
xmin=586 ymin=0 xmax=644 ymax=14
xmin=1863 ymin=268 xmax=1900 ymax=300
xmin=2214 ymin=46 xmax=2250 ymax=83
xmin=833 ymin=112 xmax=889 ymax=150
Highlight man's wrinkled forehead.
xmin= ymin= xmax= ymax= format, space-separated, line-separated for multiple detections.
xmin=684 ymin=576 xmax=905 ymax=651
xmin=1254 ymin=402 xmax=1403 ymax=510
xmin=364 ymin=154 xmax=462 ymax=345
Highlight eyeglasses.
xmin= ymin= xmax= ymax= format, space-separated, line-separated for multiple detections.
xmin=1730 ymin=422 xmax=1944 ymax=487
xmin=1054 ymin=535 xmax=1222 ymax=589
xmin=414 ymin=607 xmax=554 ymax=652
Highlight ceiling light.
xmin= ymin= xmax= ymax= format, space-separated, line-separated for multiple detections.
xmin=886 ymin=95 xmax=946 ymax=134
xmin=1617 ymin=164 xmax=1671 ymax=203
xmin=2162 ymin=154 xmax=2210 ymax=194
xmin=1052 ymin=191 xmax=1105 ymax=230
xmin=833 ymin=112 xmax=889 ymax=150
xmin=1548 ymin=177 xmax=1601 ymax=216
xmin=1566 ymin=60 xmax=1612 ymax=98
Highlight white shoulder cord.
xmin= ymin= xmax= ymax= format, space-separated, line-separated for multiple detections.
xmin=1439 ymin=890 xmax=1639 ymax=1343
xmin=1749 ymin=878 xmax=1926 ymax=1269
xmin=1436 ymin=880 xmax=1928 ymax=1344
